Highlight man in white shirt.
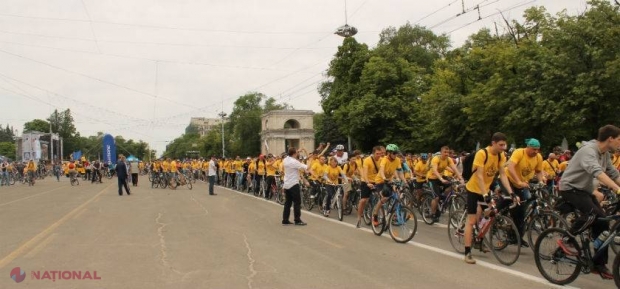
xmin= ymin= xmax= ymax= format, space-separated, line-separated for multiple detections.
xmin=282 ymin=147 xmax=310 ymax=226
xmin=208 ymin=156 xmax=217 ymax=196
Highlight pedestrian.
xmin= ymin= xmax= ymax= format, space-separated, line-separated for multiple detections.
xmin=207 ymin=156 xmax=217 ymax=195
xmin=282 ymin=147 xmax=309 ymax=226
xmin=115 ymin=155 xmax=131 ymax=196
xmin=130 ymin=160 xmax=139 ymax=186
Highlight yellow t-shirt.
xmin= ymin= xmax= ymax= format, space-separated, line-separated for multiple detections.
xmin=414 ymin=161 xmax=430 ymax=182
xmin=256 ymin=160 xmax=266 ymax=175
xmin=266 ymin=160 xmax=277 ymax=176
xmin=201 ymin=161 xmax=209 ymax=171
xmin=153 ymin=162 xmax=160 ymax=172
xmin=363 ymin=156 xmax=382 ymax=184
xmin=466 ymin=147 xmax=506 ymax=195
xmin=161 ymin=161 xmax=170 ymax=173
xmin=375 ymin=157 xmax=402 ymax=184
xmin=542 ymin=159 xmax=559 ymax=178
xmin=343 ymin=162 xmax=358 ymax=178
xmin=170 ymin=161 xmax=178 ymax=173
xmin=427 ymin=156 xmax=455 ymax=180
xmin=613 ymin=155 xmax=620 ymax=169
xmin=324 ymin=165 xmax=344 ymax=184
xmin=234 ymin=160 xmax=243 ymax=172
xmin=309 ymin=162 xmax=325 ymax=181
xmin=248 ymin=162 xmax=256 ymax=174
xmin=27 ymin=162 xmax=36 ymax=172
xmin=558 ymin=161 xmax=569 ymax=172
xmin=505 ymin=148 xmax=543 ymax=184
xmin=182 ymin=162 xmax=191 ymax=170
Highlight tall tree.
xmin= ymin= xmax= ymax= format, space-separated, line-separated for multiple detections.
xmin=23 ymin=119 xmax=50 ymax=133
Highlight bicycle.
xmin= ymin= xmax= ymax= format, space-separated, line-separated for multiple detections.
xmin=301 ymin=181 xmax=314 ymax=211
xmin=271 ymin=174 xmax=285 ymax=205
xmin=70 ymin=172 xmax=80 ymax=186
xmin=343 ymin=179 xmax=362 ymax=216
xmin=524 ymin=183 xmax=569 ymax=253
xmin=325 ymin=183 xmax=346 ymax=221
xmin=448 ymin=195 xmax=522 ymax=266
xmin=370 ymin=185 xmax=418 ymax=243
xmin=421 ymin=179 xmax=466 ymax=226
xmin=534 ymin=199 xmax=620 ymax=285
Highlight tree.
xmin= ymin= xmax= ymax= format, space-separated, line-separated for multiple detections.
xmin=0 ymin=142 xmax=16 ymax=159
xmin=0 ymin=124 xmax=15 ymax=143
xmin=23 ymin=119 xmax=50 ymax=133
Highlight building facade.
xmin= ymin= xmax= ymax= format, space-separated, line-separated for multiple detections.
xmin=260 ymin=110 xmax=314 ymax=155
xmin=189 ymin=117 xmax=226 ymax=137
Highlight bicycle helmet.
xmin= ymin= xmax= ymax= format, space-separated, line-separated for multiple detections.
xmin=420 ymin=153 xmax=428 ymax=160
xmin=386 ymin=144 xmax=399 ymax=153
xmin=335 ymin=144 xmax=345 ymax=150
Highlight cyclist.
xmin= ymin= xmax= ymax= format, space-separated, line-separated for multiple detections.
xmin=372 ymin=144 xmax=403 ymax=227
xmin=265 ymin=154 xmax=277 ymax=199
xmin=500 ymin=138 xmax=545 ymax=247
xmin=427 ymin=146 xmax=464 ymax=223
xmin=357 ymin=146 xmax=384 ymax=228
xmin=463 ymin=132 xmax=515 ymax=264
xmin=413 ymin=153 xmax=430 ymax=199
xmin=334 ymin=144 xmax=348 ymax=165
xmin=542 ymin=153 xmax=560 ymax=193
xmin=67 ymin=160 xmax=76 ymax=183
xmin=323 ymin=157 xmax=348 ymax=217
xmin=557 ymin=125 xmax=620 ymax=279
xmin=0 ymin=159 xmax=8 ymax=186
xmin=342 ymin=152 xmax=360 ymax=212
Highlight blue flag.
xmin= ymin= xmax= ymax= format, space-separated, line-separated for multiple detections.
xmin=102 ymin=134 xmax=117 ymax=165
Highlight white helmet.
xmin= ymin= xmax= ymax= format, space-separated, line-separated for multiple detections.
xmin=335 ymin=144 xmax=345 ymax=151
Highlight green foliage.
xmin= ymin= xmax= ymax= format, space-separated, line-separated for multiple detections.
xmin=0 ymin=142 xmax=15 ymax=159
xmin=320 ymin=0 xmax=620 ymax=152
xmin=0 ymin=124 xmax=15 ymax=143
xmin=24 ymin=119 xmax=50 ymax=133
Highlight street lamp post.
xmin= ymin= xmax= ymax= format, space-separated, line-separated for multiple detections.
xmin=218 ymin=112 xmax=227 ymax=158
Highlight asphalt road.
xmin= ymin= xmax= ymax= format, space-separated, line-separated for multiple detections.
xmin=0 ymin=177 xmax=616 ymax=289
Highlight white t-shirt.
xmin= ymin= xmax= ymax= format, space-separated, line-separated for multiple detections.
xmin=283 ymin=156 xmax=307 ymax=190
xmin=208 ymin=160 xmax=217 ymax=176
xmin=334 ymin=152 xmax=349 ymax=166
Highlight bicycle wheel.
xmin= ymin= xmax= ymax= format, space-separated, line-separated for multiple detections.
xmin=389 ymin=206 xmax=418 ymax=243
xmin=610 ymin=221 xmax=620 ymax=255
xmin=420 ymin=193 xmax=435 ymax=225
xmin=9 ymin=175 xmax=15 ymax=185
xmin=534 ymin=227 xmax=581 ymax=285
xmin=371 ymin=207 xmax=385 ymax=236
xmin=614 ymin=252 xmax=620 ymax=289
xmin=169 ymin=178 xmax=178 ymax=189
xmin=277 ymin=190 xmax=286 ymax=205
xmin=527 ymin=211 xmax=569 ymax=253
xmin=151 ymin=178 xmax=159 ymax=188
xmin=400 ymin=191 xmax=414 ymax=209
xmin=70 ymin=178 xmax=76 ymax=186
xmin=489 ymin=215 xmax=521 ymax=266
xmin=337 ymin=194 xmax=343 ymax=221
xmin=187 ymin=180 xmax=193 ymax=190
xmin=363 ymin=196 xmax=375 ymax=226
xmin=448 ymin=209 xmax=467 ymax=253
xmin=302 ymin=187 xmax=314 ymax=211
xmin=448 ymin=194 xmax=466 ymax=227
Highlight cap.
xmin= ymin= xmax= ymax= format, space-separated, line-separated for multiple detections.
xmin=526 ymin=138 xmax=541 ymax=148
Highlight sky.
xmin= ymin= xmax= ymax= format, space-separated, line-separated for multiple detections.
xmin=0 ymin=0 xmax=589 ymax=155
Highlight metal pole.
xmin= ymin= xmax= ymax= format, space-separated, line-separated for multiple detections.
xmin=218 ymin=112 xmax=227 ymax=158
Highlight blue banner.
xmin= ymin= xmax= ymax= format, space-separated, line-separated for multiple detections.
xmin=72 ymin=150 xmax=82 ymax=161
xmin=102 ymin=134 xmax=117 ymax=165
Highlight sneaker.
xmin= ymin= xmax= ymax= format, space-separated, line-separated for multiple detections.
xmin=520 ymin=239 xmax=529 ymax=248
xmin=372 ymin=215 xmax=380 ymax=227
xmin=473 ymin=241 xmax=490 ymax=253
xmin=464 ymin=253 xmax=476 ymax=264
xmin=294 ymin=221 xmax=307 ymax=226
xmin=556 ymin=238 xmax=578 ymax=256
xmin=356 ymin=219 xmax=361 ymax=228
xmin=592 ymin=265 xmax=613 ymax=280
xmin=282 ymin=220 xmax=293 ymax=225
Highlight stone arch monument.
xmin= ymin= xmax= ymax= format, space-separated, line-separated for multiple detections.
xmin=261 ymin=110 xmax=314 ymax=155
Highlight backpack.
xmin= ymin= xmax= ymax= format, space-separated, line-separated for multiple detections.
xmin=461 ymin=148 xmax=502 ymax=181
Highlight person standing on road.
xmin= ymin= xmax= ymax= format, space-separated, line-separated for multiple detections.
xmin=282 ymin=147 xmax=309 ymax=226
xmin=208 ymin=156 xmax=217 ymax=196
xmin=116 ymin=155 xmax=130 ymax=196
xmin=557 ymin=125 xmax=620 ymax=279
xmin=130 ymin=160 xmax=139 ymax=186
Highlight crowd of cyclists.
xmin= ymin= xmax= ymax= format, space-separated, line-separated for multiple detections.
xmin=5 ymin=125 xmax=620 ymax=286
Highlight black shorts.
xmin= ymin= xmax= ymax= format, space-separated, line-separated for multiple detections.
xmin=429 ymin=179 xmax=446 ymax=197
xmin=360 ymin=182 xmax=373 ymax=199
xmin=376 ymin=183 xmax=392 ymax=198
xmin=466 ymin=190 xmax=487 ymax=215
xmin=414 ymin=181 xmax=426 ymax=190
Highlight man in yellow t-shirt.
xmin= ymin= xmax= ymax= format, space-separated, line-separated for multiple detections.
xmin=428 ymin=146 xmax=463 ymax=222
xmin=413 ymin=153 xmax=430 ymax=197
xmin=371 ymin=144 xmax=403 ymax=226
xmin=542 ymin=153 xmax=560 ymax=193
xmin=356 ymin=146 xmax=385 ymax=228
xmin=462 ymin=132 xmax=515 ymax=264
xmin=502 ymin=138 xmax=545 ymax=247
xmin=265 ymin=154 xmax=278 ymax=199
